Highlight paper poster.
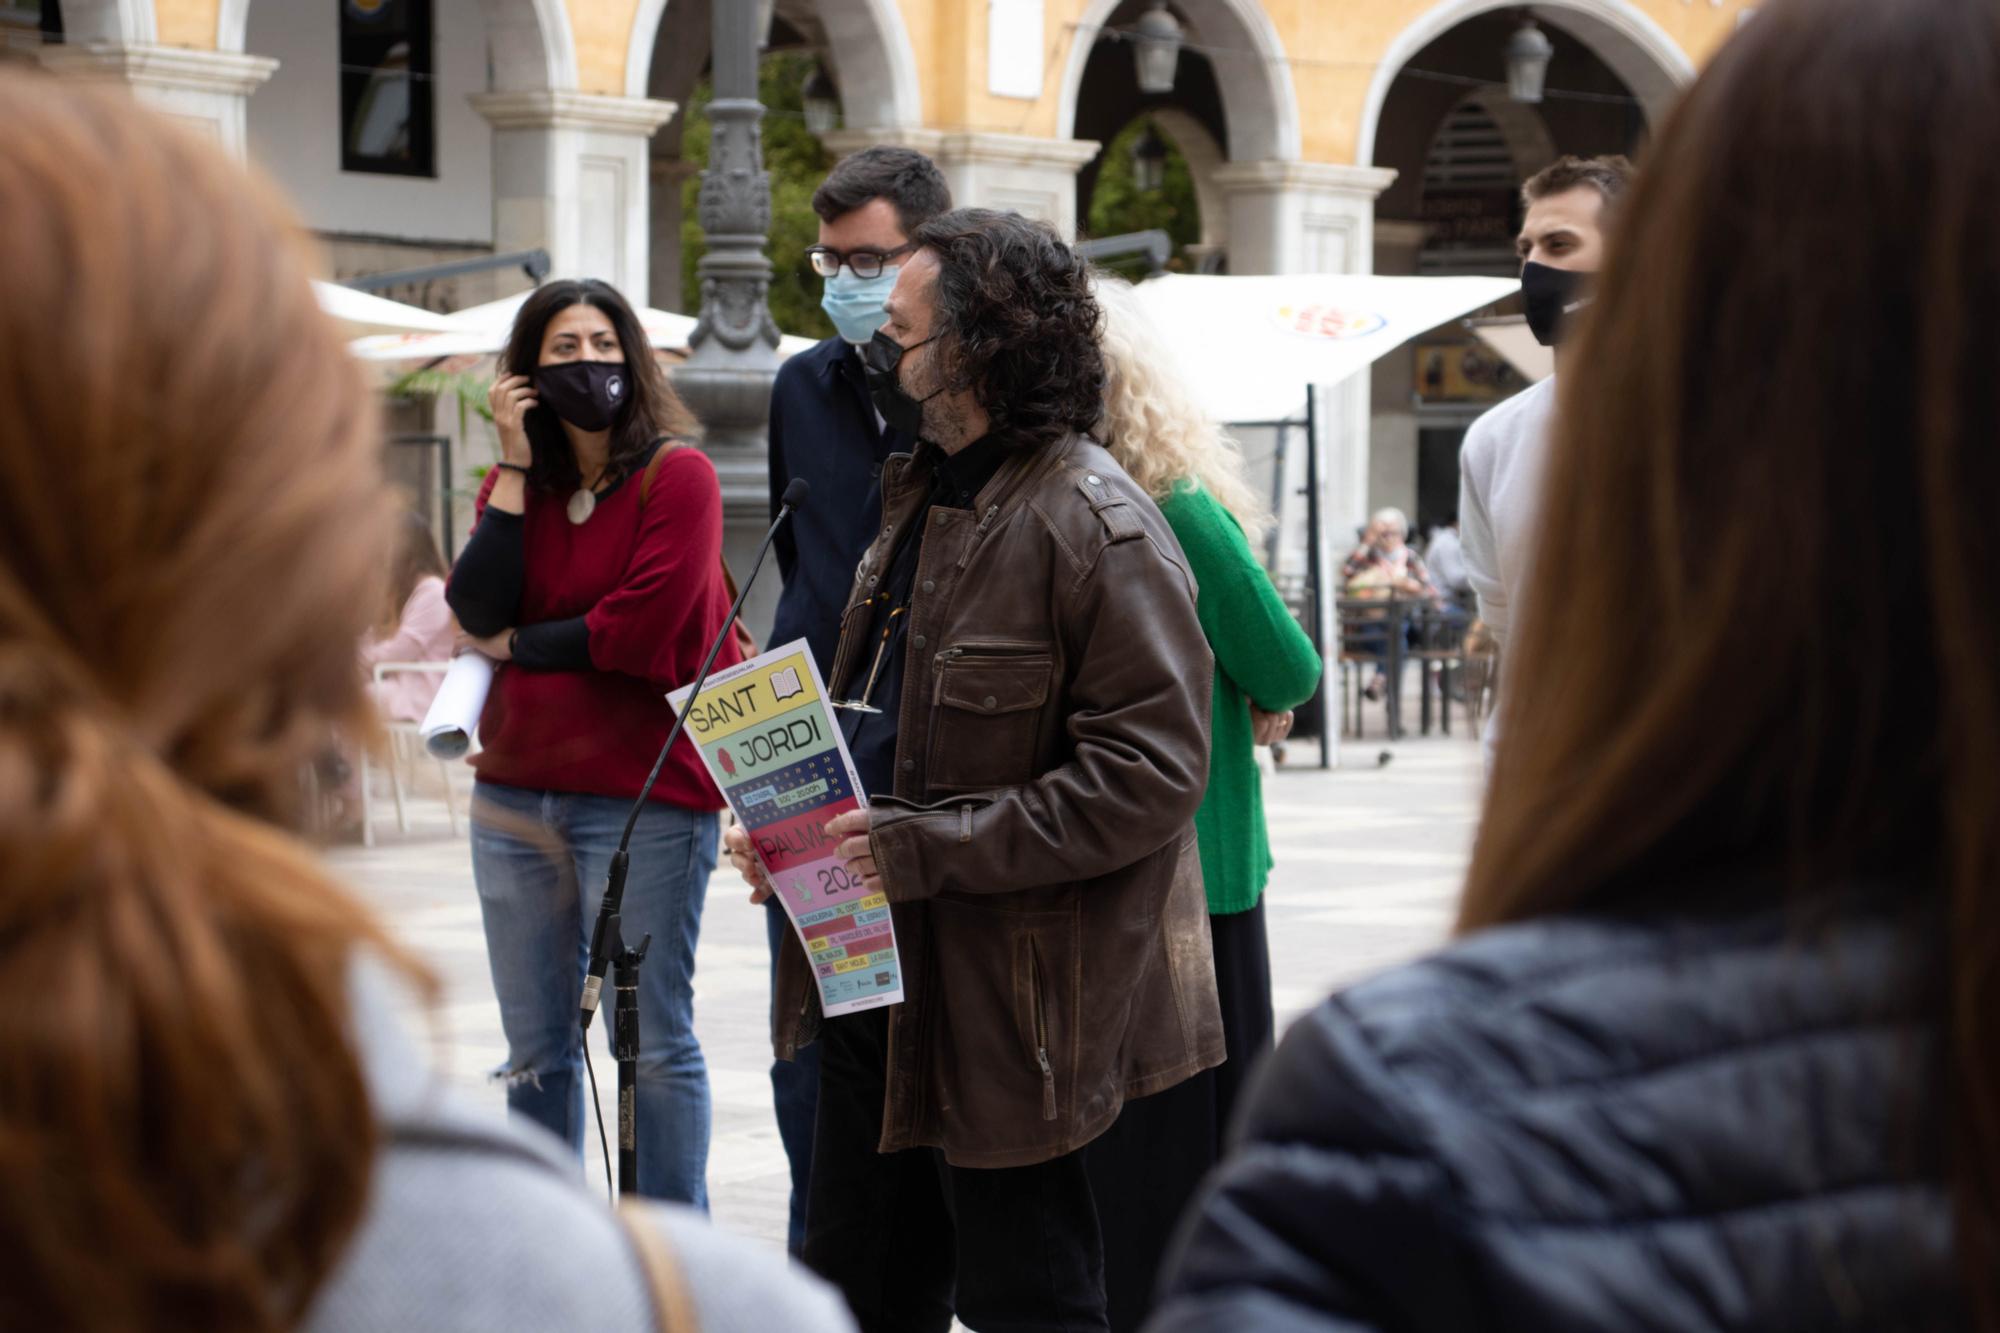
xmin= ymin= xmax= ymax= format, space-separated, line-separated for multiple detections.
xmin=421 ymin=652 xmax=494 ymax=759
xmin=669 ymin=640 xmax=905 ymax=1017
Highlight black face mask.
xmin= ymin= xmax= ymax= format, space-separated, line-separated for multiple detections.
xmin=534 ymin=360 xmax=629 ymax=431
xmin=861 ymin=329 xmax=943 ymax=439
xmin=1521 ymin=262 xmax=1592 ymax=348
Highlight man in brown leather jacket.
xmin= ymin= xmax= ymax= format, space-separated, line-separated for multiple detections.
xmin=725 ymin=208 xmax=1222 ymax=1332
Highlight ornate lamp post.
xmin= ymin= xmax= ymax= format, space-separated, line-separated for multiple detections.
xmin=672 ymin=0 xmax=783 ymax=589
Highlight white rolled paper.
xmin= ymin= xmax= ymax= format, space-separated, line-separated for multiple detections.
xmin=420 ymin=652 xmax=494 ymax=759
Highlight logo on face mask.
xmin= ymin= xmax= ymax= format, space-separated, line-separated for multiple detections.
xmin=533 ymin=360 xmax=629 ymax=432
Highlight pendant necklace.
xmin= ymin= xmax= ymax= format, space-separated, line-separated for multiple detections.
xmin=567 ymin=467 xmax=608 ymax=525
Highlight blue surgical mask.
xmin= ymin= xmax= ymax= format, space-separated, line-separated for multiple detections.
xmin=820 ymin=266 xmax=899 ymax=344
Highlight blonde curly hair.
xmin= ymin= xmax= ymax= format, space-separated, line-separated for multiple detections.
xmin=1091 ymin=274 xmax=1271 ymax=542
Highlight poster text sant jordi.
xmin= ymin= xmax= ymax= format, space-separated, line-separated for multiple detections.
xmin=669 ymin=641 xmax=905 ymax=1017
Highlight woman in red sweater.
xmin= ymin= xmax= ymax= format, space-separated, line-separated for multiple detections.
xmin=446 ymin=280 xmax=742 ymax=1205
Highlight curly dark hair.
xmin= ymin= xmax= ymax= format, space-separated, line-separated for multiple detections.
xmin=910 ymin=208 xmax=1105 ymax=454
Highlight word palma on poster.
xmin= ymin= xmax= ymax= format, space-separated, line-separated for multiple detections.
xmin=670 ymin=641 xmax=905 ymax=1016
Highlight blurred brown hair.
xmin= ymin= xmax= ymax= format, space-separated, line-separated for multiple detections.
xmin=377 ymin=506 xmax=450 ymax=636
xmin=0 ymin=75 xmax=417 ymax=1329
xmin=1460 ymin=0 xmax=2000 ymax=1311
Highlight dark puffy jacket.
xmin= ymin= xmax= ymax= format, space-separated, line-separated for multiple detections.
xmin=1152 ymin=900 xmax=1965 ymax=1331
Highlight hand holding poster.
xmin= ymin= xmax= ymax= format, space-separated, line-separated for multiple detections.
xmin=669 ymin=640 xmax=904 ymax=1017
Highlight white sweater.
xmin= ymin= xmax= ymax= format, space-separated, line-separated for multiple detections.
xmin=1458 ymin=374 xmax=1559 ymax=767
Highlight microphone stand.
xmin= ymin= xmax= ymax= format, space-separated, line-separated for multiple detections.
xmin=582 ymin=480 xmax=807 ymax=1199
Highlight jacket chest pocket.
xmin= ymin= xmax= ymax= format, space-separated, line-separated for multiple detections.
xmin=926 ymin=647 xmax=1052 ymax=792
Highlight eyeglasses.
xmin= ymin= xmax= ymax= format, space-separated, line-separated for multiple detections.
xmin=806 ymin=243 xmax=916 ymax=280
xmin=829 ymin=598 xmax=908 ymax=715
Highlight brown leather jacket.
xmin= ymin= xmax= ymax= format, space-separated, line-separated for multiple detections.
xmin=771 ymin=432 xmax=1225 ymax=1169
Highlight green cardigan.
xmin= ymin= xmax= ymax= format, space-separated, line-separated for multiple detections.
xmin=1160 ymin=483 xmax=1323 ymax=915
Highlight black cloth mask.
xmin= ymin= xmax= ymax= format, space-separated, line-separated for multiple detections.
xmin=862 ymin=329 xmax=944 ymax=439
xmin=1521 ymin=262 xmax=1592 ymax=348
xmin=534 ymin=360 xmax=629 ymax=431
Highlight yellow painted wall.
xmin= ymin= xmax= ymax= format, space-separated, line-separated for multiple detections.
xmin=154 ymin=0 xmax=218 ymax=49
xmin=569 ymin=0 xmax=640 ymax=95
xmin=877 ymin=0 xmax=1751 ymax=159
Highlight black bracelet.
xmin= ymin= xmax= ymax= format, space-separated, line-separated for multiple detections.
xmin=507 ymin=628 xmax=520 ymax=658
xmin=494 ymin=462 xmax=529 ymax=475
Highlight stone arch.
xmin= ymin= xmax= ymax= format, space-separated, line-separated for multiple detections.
xmin=1453 ymin=84 xmax=1558 ymax=181
xmin=220 ymin=0 xmax=575 ymax=90
xmin=1057 ymin=0 xmax=1300 ymax=163
xmin=55 ymin=0 xmax=155 ymax=44
xmin=625 ymin=0 xmax=922 ymax=127
xmin=1358 ymin=0 xmax=1693 ymax=167
xmin=1147 ymin=106 xmax=1226 ymax=250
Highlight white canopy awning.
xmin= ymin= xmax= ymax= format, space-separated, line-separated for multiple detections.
xmin=1466 ymin=313 xmax=1554 ymax=383
xmin=1125 ymin=273 xmax=1520 ymax=424
xmin=348 ymin=289 xmax=818 ymax=362
xmin=313 ymin=281 xmax=457 ymax=338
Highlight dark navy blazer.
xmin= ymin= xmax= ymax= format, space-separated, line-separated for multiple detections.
xmin=766 ymin=336 xmax=912 ymax=678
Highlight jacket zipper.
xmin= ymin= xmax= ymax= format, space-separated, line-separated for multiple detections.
xmin=1027 ymin=938 xmax=1057 ymax=1121
xmin=956 ymin=503 xmax=1002 ymax=571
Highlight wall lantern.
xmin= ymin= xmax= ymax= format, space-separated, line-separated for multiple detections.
xmin=1132 ymin=122 xmax=1169 ymax=193
xmin=1506 ymin=15 xmax=1555 ymax=103
xmin=802 ymin=65 xmax=840 ymax=134
xmin=1133 ymin=2 xmax=1184 ymax=96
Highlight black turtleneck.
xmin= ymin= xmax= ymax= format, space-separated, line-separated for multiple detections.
xmin=841 ymin=434 xmax=1012 ymax=798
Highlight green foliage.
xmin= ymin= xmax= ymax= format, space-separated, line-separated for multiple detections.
xmin=679 ymin=52 xmax=836 ymax=341
xmin=1085 ymin=117 xmax=1202 ymax=282
xmin=389 ymin=367 xmax=497 ymax=502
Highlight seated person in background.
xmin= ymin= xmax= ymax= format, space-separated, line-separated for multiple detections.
xmin=360 ymin=510 xmax=458 ymax=722
xmin=1342 ymin=507 xmax=1439 ymax=603
xmin=1423 ymin=513 xmax=1474 ymax=612
xmin=1342 ymin=507 xmax=1439 ymax=700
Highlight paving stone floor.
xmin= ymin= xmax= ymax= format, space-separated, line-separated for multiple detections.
xmin=329 ymin=718 xmax=1483 ymax=1248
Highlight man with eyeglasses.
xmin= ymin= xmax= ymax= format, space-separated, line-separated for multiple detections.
xmin=755 ymin=145 xmax=952 ymax=1258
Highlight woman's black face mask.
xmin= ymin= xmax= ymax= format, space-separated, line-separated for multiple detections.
xmin=533 ymin=360 xmax=628 ymax=431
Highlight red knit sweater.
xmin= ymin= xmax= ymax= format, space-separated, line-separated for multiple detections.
xmin=460 ymin=449 xmax=741 ymax=810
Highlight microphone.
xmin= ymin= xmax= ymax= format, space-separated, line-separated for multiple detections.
xmin=579 ymin=477 xmax=810 ymax=1030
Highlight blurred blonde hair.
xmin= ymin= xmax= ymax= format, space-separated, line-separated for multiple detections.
xmin=1090 ymin=274 xmax=1270 ymax=541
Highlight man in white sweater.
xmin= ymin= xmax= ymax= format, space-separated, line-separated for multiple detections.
xmin=1460 ymin=155 xmax=1635 ymax=765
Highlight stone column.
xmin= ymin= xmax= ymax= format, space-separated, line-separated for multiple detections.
xmin=41 ymin=44 xmax=276 ymax=160
xmin=471 ymin=90 xmax=678 ymax=297
xmin=821 ymin=129 xmax=1102 ymax=241
xmin=648 ymin=156 xmax=700 ymax=314
xmin=1214 ymin=160 xmax=1399 ymax=554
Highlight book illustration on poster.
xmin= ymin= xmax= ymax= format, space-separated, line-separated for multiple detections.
xmin=669 ymin=638 xmax=905 ymax=1017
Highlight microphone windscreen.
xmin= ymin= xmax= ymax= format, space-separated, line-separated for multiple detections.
xmin=781 ymin=478 xmax=811 ymax=511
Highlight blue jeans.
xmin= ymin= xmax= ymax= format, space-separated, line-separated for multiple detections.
xmin=765 ymin=897 xmax=822 ymax=1255
xmin=469 ymin=781 xmax=719 ymax=1205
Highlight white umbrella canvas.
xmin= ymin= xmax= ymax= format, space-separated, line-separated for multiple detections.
xmin=1124 ymin=273 xmax=1521 ymax=423
xmin=313 ymin=281 xmax=457 ymax=338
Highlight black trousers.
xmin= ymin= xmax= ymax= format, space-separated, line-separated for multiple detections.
xmin=1081 ymin=898 xmax=1276 ymax=1333
xmin=803 ymin=1005 xmax=1109 ymax=1333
